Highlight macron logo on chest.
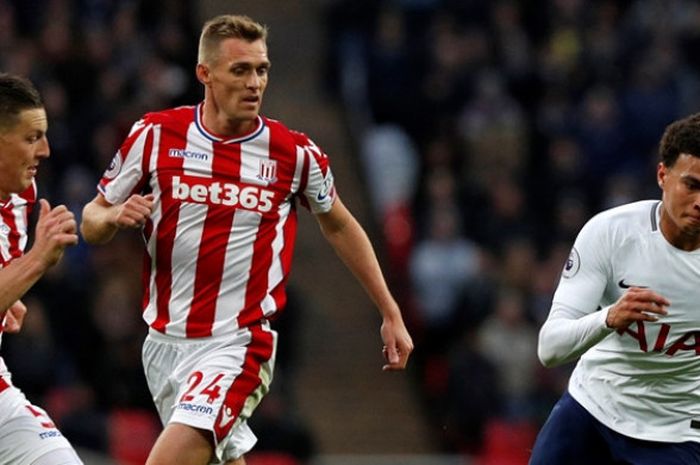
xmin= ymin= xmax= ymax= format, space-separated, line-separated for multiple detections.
xmin=169 ymin=148 xmax=210 ymax=162
xmin=171 ymin=175 xmax=275 ymax=213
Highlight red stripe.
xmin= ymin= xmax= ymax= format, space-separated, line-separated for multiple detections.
xmin=237 ymin=219 xmax=273 ymax=328
xmin=132 ymin=128 xmax=154 ymax=196
xmin=271 ymin=205 xmax=298 ymax=312
xmin=0 ymin=205 xmax=22 ymax=262
xmin=213 ymin=325 xmax=274 ymax=442
xmin=237 ymin=125 xmax=296 ymax=327
xmin=186 ymin=142 xmax=240 ymax=337
xmin=296 ymin=149 xmax=310 ymax=210
xmin=0 ymin=376 xmax=10 ymax=394
xmin=18 ymin=183 xmax=36 ymax=214
xmin=151 ymin=124 xmax=186 ymax=333
xmin=271 ymin=126 xmax=304 ymax=313
xmin=138 ymin=131 xmax=155 ymax=317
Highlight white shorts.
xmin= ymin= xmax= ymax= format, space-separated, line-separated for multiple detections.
xmin=143 ymin=322 xmax=276 ymax=463
xmin=0 ymin=380 xmax=83 ymax=465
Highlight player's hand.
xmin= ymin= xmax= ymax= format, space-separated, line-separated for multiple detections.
xmin=380 ymin=316 xmax=414 ymax=371
xmin=2 ymin=300 xmax=27 ymax=333
xmin=30 ymin=199 xmax=79 ymax=268
xmin=113 ymin=193 xmax=155 ymax=229
xmin=606 ymin=287 xmax=670 ymax=331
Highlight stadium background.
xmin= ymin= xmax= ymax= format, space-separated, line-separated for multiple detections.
xmin=2 ymin=0 xmax=699 ymax=463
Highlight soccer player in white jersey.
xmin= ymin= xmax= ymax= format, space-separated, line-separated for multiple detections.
xmin=531 ymin=112 xmax=700 ymax=464
xmin=0 ymin=74 xmax=82 ymax=465
xmin=80 ymin=14 xmax=414 ymax=465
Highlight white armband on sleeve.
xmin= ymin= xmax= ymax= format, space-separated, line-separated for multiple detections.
xmin=537 ymin=304 xmax=615 ymax=367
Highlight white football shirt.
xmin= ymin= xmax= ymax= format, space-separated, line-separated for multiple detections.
xmin=542 ymin=200 xmax=700 ymax=443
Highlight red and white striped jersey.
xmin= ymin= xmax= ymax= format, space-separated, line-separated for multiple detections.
xmin=0 ymin=182 xmax=36 ymax=381
xmin=98 ymin=104 xmax=337 ymax=339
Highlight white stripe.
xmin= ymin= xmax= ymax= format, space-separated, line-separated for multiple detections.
xmin=11 ymin=202 xmax=28 ymax=253
xmin=261 ymin=201 xmax=291 ymax=315
xmin=143 ymin=124 xmax=162 ymax=328
xmin=166 ymin=203 xmax=208 ymax=337
xmin=211 ymin=210 xmax=261 ymax=337
xmin=184 ymin=122 xmax=212 ymax=177
xmin=104 ymin=124 xmax=151 ymax=205
xmin=0 ymin=196 xmax=29 ymax=262
xmin=165 ymin=125 xmax=214 ymax=337
xmin=240 ymin=126 xmax=271 ymax=186
xmin=290 ymin=146 xmax=305 ymax=194
xmin=0 ymin=216 xmax=11 ymax=262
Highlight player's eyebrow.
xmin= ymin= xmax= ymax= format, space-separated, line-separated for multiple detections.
xmin=681 ymin=173 xmax=700 ymax=186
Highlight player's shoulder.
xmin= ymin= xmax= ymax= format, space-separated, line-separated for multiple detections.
xmin=262 ymin=116 xmax=316 ymax=147
xmin=11 ymin=181 xmax=37 ymax=208
xmin=589 ymin=200 xmax=659 ymax=236
xmin=18 ymin=181 xmax=37 ymax=203
xmin=141 ymin=105 xmax=196 ymax=127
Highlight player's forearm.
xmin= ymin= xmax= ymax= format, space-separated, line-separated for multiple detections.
xmin=0 ymin=253 xmax=46 ymax=313
xmin=321 ymin=213 xmax=400 ymax=319
xmin=80 ymin=200 xmax=119 ymax=244
xmin=538 ymin=304 xmax=614 ymax=367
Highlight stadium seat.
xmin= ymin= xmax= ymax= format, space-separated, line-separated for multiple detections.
xmin=246 ymin=451 xmax=301 ymax=465
xmin=476 ymin=418 xmax=538 ymax=465
xmin=107 ymin=409 xmax=160 ymax=465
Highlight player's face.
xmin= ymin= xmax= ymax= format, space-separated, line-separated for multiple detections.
xmin=658 ymin=153 xmax=700 ymax=246
xmin=198 ymin=37 xmax=269 ymax=134
xmin=0 ymin=108 xmax=49 ymax=200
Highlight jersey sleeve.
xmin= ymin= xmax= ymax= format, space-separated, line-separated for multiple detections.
xmin=97 ymin=117 xmax=153 ymax=205
xmin=297 ymin=134 xmax=337 ymax=214
xmin=552 ymin=213 xmax=612 ymax=312
xmin=538 ymin=213 xmax=615 ymax=366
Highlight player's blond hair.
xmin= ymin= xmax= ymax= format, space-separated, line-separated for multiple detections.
xmin=198 ymin=15 xmax=268 ymax=65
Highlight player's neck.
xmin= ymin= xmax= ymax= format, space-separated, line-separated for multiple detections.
xmin=200 ymin=101 xmax=258 ymax=138
xmin=659 ymin=210 xmax=700 ymax=251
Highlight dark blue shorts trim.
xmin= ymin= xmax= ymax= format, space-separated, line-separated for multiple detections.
xmin=529 ymin=391 xmax=700 ymax=465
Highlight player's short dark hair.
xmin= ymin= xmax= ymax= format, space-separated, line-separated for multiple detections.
xmin=198 ymin=15 xmax=268 ymax=65
xmin=659 ymin=113 xmax=700 ymax=167
xmin=0 ymin=73 xmax=43 ymax=132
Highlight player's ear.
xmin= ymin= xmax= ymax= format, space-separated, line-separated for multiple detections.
xmin=196 ymin=63 xmax=211 ymax=85
xmin=657 ymin=162 xmax=666 ymax=188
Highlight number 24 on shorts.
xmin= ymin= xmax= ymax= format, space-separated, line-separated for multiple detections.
xmin=181 ymin=371 xmax=225 ymax=404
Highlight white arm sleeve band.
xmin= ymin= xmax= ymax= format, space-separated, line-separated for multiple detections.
xmin=538 ymin=303 xmax=615 ymax=367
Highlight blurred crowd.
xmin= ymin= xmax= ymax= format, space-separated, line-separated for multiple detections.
xmin=4 ymin=0 xmax=700 ymax=463
xmin=322 ymin=0 xmax=700 ymax=459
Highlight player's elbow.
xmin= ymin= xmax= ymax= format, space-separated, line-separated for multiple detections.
xmin=80 ymin=223 xmax=112 ymax=245
xmin=537 ymin=343 xmax=559 ymax=368
xmin=79 ymin=221 xmax=98 ymax=244
xmin=537 ymin=325 xmax=563 ymax=368
xmin=79 ymin=207 xmax=111 ymax=245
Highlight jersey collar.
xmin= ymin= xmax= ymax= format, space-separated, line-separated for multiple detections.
xmin=194 ymin=103 xmax=265 ymax=144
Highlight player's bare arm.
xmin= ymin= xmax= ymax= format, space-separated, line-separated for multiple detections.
xmin=605 ymin=287 xmax=670 ymax=331
xmin=316 ymin=197 xmax=414 ymax=371
xmin=0 ymin=199 xmax=77 ymax=313
xmin=81 ymin=192 xmax=155 ymax=244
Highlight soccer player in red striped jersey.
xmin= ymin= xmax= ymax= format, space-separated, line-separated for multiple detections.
xmin=0 ymin=73 xmax=82 ymax=465
xmin=81 ymin=14 xmax=414 ymax=465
